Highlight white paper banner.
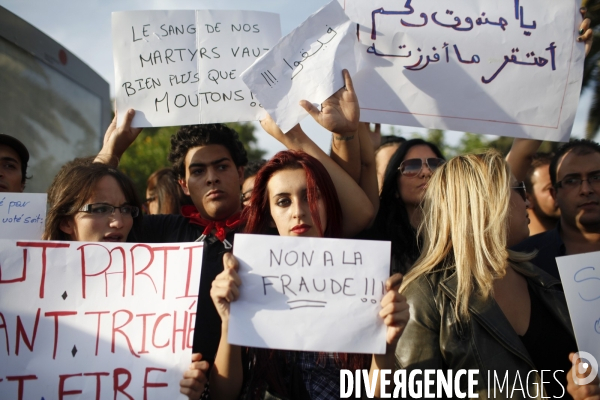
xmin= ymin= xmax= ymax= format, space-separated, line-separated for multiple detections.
xmin=229 ymin=234 xmax=391 ymax=354
xmin=0 ymin=193 xmax=46 ymax=240
xmin=343 ymin=0 xmax=584 ymax=141
xmin=241 ymin=1 xmax=360 ymax=133
xmin=556 ymin=252 xmax=600 ymax=366
xmin=113 ymin=10 xmax=281 ymax=127
xmin=0 ymin=240 xmax=203 ymax=399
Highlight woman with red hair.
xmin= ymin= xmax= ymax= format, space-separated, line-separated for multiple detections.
xmin=243 ymin=150 xmax=342 ymax=238
xmin=180 ymin=150 xmax=409 ymax=399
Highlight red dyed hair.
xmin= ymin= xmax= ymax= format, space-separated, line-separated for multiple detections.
xmin=242 ymin=150 xmax=342 ymax=238
xmin=240 ymin=151 xmax=370 ymax=398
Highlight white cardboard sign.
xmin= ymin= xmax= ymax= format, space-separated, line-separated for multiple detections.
xmin=0 ymin=193 xmax=46 ymax=240
xmin=0 ymin=240 xmax=203 ymax=399
xmin=229 ymin=234 xmax=391 ymax=354
xmin=556 ymin=252 xmax=600 ymax=367
xmin=343 ymin=0 xmax=584 ymax=141
xmin=241 ymin=0 xmax=360 ymax=133
xmin=113 ymin=10 xmax=281 ymax=127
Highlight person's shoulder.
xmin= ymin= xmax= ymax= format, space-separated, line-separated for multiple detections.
xmin=512 ymin=228 xmax=563 ymax=279
xmin=513 ymin=261 xmax=562 ymax=288
xmin=403 ymin=270 xmax=443 ymax=305
xmin=130 ymin=214 xmax=201 ymax=242
xmin=142 ymin=213 xmax=188 ymax=230
xmin=512 ymin=228 xmax=561 ymax=253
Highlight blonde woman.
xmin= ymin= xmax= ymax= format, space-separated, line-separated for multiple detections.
xmin=396 ymin=151 xmax=598 ymax=399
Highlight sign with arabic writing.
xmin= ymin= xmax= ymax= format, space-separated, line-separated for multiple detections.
xmin=343 ymin=0 xmax=584 ymax=141
xmin=0 ymin=239 xmax=203 ymax=399
xmin=241 ymin=1 xmax=359 ymax=133
xmin=229 ymin=234 xmax=390 ymax=354
xmin=112 ymin=10 xmax=280 ymax=127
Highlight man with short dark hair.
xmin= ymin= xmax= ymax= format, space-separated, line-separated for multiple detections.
xmin=95 ymin=75 xmax=374 ymax=378
xmin=524 ymin=153 xmax=560 ymax=236
xmin=97 ymin=119 xmax=247 ymax=369
xmin=514 ymin=139 xmax=600 ymax=279
xmin=0 ymin=134 xmax=29 ymax=192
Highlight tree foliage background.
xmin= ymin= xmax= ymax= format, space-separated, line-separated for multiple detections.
xmin=398 ymin=129 xmax=563 ymax=159
xmin=119 ymin=122 xmax=265 ymax=199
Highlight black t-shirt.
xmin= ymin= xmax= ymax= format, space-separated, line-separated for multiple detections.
xmin=355 ymin=228 xmax=412 ymax=275
xmin=128 ymin=214 xmax=234 ymax=363
xmin=129 ymin=214 xmax=204 ymax=243
xmin=520 ymin=284 xmax=577 ymax=398
xmin=512 ymin=227 xmax=564 ymax=280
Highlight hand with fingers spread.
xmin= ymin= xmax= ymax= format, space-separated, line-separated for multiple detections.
xmin=95 ymin=108 xmax=143 ymax=167
xmin=579 ymin=8 xmax=593 ymax=56
xmin=180 ymin=353 xmax=209 ymax=400
xmin=211 ymin=252 xmax=242 ymax=322
xmin=300 ymin=69 xmax=359 ymax=136
xmin=566 ymin=352 xmax=600 ymax=400
xmin=380 ymin=273 xmax=410 ymax=347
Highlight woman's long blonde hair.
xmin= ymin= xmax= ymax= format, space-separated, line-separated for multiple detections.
xmin=401 ymin=150 xmax=531 ymax=319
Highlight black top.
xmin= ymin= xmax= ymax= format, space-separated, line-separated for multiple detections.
xmin=512 ymin=226 xmax=565 ymax=280
xmin=128 ymin=214 xmax=235 ymax=364
xmin=520 ymin=284 xmax=577 ymax=399
xmin=129 ymin=214 xmax=204 ymax=243
xmin=355 ymin=229 xmax=413 ymax=275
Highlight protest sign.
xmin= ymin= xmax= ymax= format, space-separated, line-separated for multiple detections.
xmin=241 ymin=0 xmax=360 ymax=133
xmin=229 ymin=234 xmax=391 ymax=354
xmin=0 ymin=240 xmax=203 ymax=399
xmin=556 ymin=252 xmax=600 ymax=369
xmin=113 ymin=10 xmax=281 ymax=127
xmin=343 ymin=0 xmax=585 ymax=141
xmin=0 ymin=193 xmax=46 ymax=240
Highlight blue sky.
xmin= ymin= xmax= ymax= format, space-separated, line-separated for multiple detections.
xmin=1 ymin=0 xmax=592 ymax=155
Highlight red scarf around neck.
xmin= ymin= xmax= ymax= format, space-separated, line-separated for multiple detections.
xmin=181 ymin=205 xmax=244 ymax=242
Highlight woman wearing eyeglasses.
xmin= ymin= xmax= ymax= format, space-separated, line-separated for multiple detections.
xmin=395 ymin=151 xmax=591 ymax=399
xmin=43 ymin=158 xmax=142 ymax=242
xmin=369 ymin=139 xmax=445 ymax=274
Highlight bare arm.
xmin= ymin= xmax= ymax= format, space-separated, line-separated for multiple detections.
xmin=502 ymin=12 xmax=592 ymax=182
xmin=260 ymin=117 xmax=374 ymax=237
xmin=329 ymin=122 xmax=379 ymax=216
xmin=505 ymin=138 xmax=542 ymax=182
xmin=94 ymin=109 xmax=143 ymax=167
xmin=330 ymin=127 xmax=361 ymax=183
xmin=315 ymin=71 xmax=379 ymax=216
xmin=299 ymin=69 xmax=375 ymax=235
xmin=357 ymin=123 xmax=380 ymax=217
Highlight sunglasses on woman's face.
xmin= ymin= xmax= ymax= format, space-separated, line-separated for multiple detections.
xmin=512 ymin=181 xmax=527 ymax=202
xmin=398 ymin=158 xmax=445 ymax=177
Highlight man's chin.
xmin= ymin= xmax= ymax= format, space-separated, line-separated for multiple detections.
xmin=198 ymin=203 xmax=241 ymax=221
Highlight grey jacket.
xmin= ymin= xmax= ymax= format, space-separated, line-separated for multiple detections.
xmin=395 ymin=262 xmax=574 ymax=399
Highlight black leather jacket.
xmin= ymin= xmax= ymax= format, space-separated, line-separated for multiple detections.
xmin=395 ymin=262 xmax=574 ymax=400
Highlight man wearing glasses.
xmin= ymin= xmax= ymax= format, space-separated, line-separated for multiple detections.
xmin=513 ymin=139 xmax=600 ymax=279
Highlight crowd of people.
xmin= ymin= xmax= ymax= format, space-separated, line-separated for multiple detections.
xmin=1 ymin=9 xmax=599 ymax=400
